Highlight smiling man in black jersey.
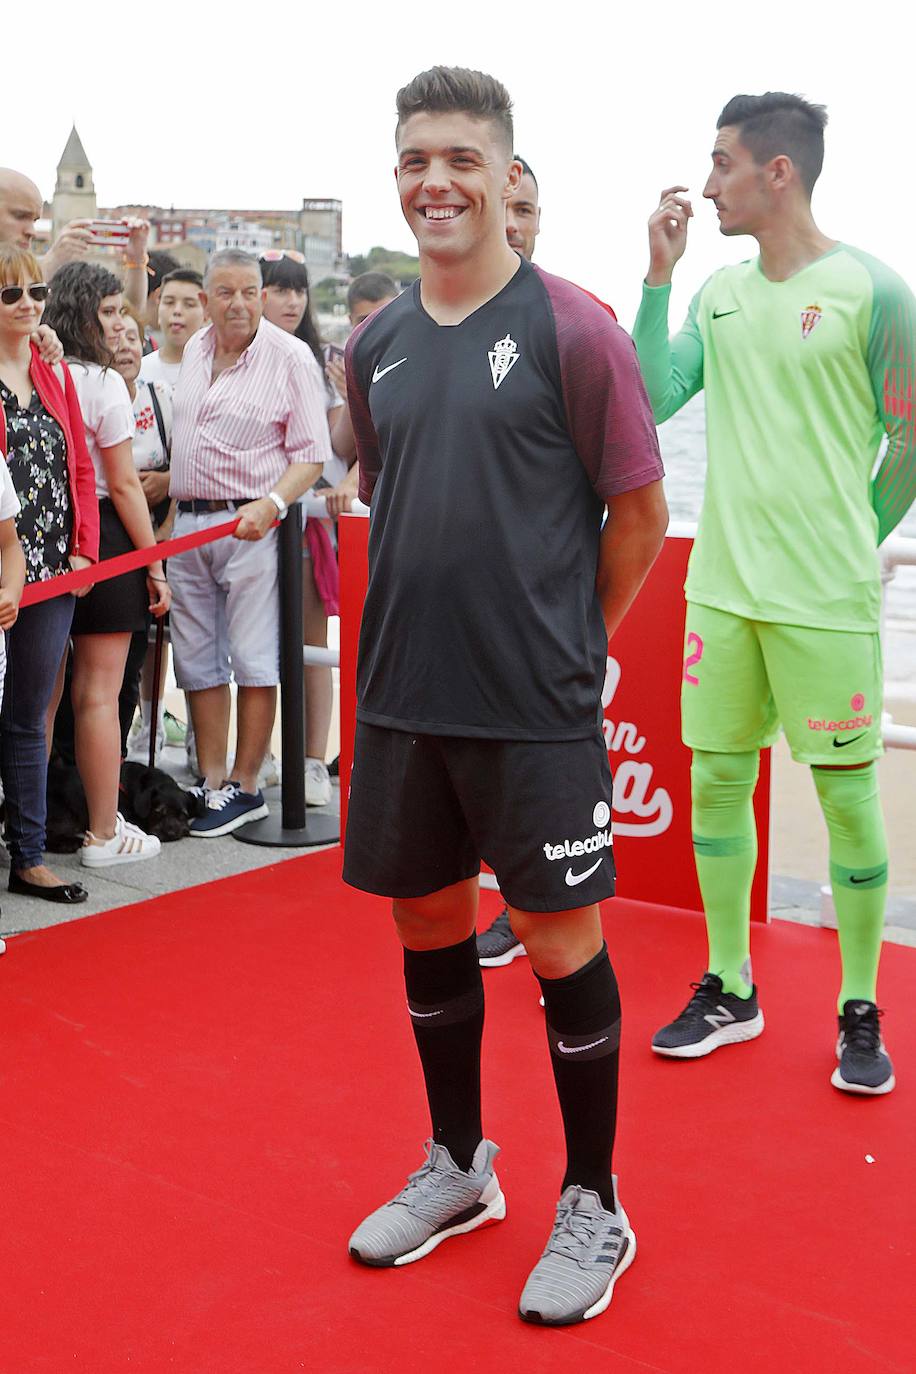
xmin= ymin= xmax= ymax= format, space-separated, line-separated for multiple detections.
xmin=343 ymin=66 xmax=667 ymax=1327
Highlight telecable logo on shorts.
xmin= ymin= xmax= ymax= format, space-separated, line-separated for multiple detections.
xmin=542 ymin=829 xmax=613 ymax=863
xmin=807 ymin=714 xmax=872 ymax=732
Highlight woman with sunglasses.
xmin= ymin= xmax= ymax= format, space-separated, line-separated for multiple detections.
xmin=259 ymin=250 xmax=355 ymax=806
xmin=0 ymin=244 xmax=100 ymax=902
xmin=44 ymin=262 xmax=170 ymax=867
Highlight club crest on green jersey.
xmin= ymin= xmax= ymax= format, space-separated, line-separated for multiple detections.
xmin=801 ymin=303 xmax=823 ymax=339
xmin=488 ymin=333 xmax=520 ymax=390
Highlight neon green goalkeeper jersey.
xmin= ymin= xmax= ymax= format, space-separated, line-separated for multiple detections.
xmin=633 ymin=244 xmax=916 ymax=631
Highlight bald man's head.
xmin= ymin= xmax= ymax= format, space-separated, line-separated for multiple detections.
xmin=0 ymin=169 xmax=44 ymax=249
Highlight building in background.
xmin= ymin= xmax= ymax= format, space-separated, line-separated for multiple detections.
xmin=44 ymin=128 xmax=345 ymax=283
xmin=51 ymin=126 xmax=97 ymax=236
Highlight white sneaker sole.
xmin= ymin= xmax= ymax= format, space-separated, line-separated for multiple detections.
xmin=479 ymin=942 xmax=526 ymax=968
xmin=831 ymin=1066 xmax=896 ymax=1095
xmin=652 ymin=1010 xmax=765 ymax=1058
xmin=305 ymin=786 xmax=332 ymax=807
xmin=190 ymin=803 xmax=269 ymax=838
xmin=81 ymin=840 xmax=162 ymax=868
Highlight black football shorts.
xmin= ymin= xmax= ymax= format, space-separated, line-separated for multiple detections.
xmin=343 ymin=722 xmax=615 ymax=913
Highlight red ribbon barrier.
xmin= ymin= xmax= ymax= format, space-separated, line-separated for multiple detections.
xmin=18 ymin=516 xmax=262 ymax=608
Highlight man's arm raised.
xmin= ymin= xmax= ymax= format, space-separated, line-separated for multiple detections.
xmin=632 ymin=185 xmax=705 ymax=424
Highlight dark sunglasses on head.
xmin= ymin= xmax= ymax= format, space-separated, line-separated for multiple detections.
xmin=0 ymin=283 xmax=50 ymax=306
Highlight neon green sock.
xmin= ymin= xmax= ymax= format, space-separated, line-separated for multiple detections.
xmin=691 ymin=750 xmax=760 ymax=998
xmin=812 ymin=764 xmax=888 ymax=1011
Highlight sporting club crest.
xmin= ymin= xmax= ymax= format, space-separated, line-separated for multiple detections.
xmin=800 ymin=303 xmax=823 ymax=339
xmin=488 ymin=333 xmax=520 ymax=390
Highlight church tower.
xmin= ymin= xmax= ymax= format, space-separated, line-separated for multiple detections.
xmin=52 ymin=126 xmax=97 ymax=235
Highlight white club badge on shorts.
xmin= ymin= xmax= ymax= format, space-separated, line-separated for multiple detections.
xmin=593 ymin=800 xmax=611 ymax=829
xmin=488 ymin=333 xmax=520 ymax=390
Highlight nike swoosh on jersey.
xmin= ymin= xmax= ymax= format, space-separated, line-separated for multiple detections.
xmin=564 ymin=857 xmax=603 ymax=886
xmin=557 ymin=1037 xmax=609 ymax=1054
xmin=833 ymin=733 xmax=865 ymax=748
xmin=712 ymin=308 xmax=740 ymax=319
xmin=371 ymin=358 xmax=408 ymax=384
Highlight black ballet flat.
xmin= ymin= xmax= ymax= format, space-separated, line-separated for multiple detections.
xmin=8 ymin=872 xmax=88 ymax=904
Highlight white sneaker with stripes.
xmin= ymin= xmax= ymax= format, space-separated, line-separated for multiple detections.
xmin=80 ymin=813 xmax=161 ymax=867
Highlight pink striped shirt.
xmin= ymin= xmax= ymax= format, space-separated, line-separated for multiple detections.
xmin=170 ymin=318 xmax=332 ymax=499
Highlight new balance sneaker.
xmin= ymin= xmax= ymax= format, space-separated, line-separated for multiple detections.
xmin=348 ymin=1138 xmax=505 ymax=1268
xmin=81 ymin=813 xmax=161 ymax=867
xmin=189 ymin=782 xmax=268 ymax=838
xmin=651 ymin=972 xmax=764 ymax=1058
xmin=832 ymin=1000 xmax=895 ymax=1095
xmin=519 ymin=1182 xmax=636 ymax=1325
xmin=305 ymin=758 xmax=332 ymax=807
xmin=477 ymin=907 xmax=526 ymax=967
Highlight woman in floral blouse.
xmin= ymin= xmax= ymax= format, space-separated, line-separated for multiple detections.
xmin=0 ymin=244 xmax=99 ymax=903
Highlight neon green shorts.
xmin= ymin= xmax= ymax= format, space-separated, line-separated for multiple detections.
xmin=680 ymin=602 xmax=883 ymax=765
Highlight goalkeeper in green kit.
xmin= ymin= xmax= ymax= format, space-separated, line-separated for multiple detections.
xmin=633 ymin=92 xmax=916 ymax=1094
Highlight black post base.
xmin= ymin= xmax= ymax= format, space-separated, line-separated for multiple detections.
xmin=234 ymin=811 xmax=340 ymax=849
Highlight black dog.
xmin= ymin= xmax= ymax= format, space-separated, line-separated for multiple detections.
xmin=46 ymin=756 xmax=204 ymax=852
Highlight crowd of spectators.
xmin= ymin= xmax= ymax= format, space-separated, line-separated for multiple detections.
xmin=0 ymin=162 xmax=399 ymax=899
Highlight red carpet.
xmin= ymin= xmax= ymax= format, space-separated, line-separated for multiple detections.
xmin=0 ymin=850 xmax=912 ymax=1374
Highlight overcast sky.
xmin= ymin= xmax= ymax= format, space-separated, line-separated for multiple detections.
xmin=9 ymin=0 xmax=915 ymax=327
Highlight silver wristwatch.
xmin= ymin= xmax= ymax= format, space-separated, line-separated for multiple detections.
xmin=267 ymin=490 xmax=289 ymax=520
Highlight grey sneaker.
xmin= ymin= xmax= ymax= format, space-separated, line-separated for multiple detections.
xmin=477 ymin=907 xmax=526 ymax=967
xmin=348 ymin=1138 xmax=505 ymax=1268
xmin=519 ymin=1182 xmax=636 ymax=1325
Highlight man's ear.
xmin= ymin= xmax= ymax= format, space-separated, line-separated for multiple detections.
xmin=768 ymin=154 xmax=794 ymax=193
xmin=504 ymin=158 xmax=523 ymax=199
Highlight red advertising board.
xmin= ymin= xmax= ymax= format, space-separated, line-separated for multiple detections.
xmin=338 ymin=516 xmax=771 ymax=921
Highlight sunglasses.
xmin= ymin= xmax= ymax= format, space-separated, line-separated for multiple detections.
xmin=0 ymin=283 xmax=50 ymax=306
xmin=259 ymin=249 xmax=306 ymax=264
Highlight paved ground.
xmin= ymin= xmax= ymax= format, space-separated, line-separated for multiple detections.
xmin=2 ymin=696 xmax=913 ymax=948
xmin=0 ymin=746 xmax=340 ymax=938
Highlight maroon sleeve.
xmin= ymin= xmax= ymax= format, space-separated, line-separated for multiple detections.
xmin=344 ymin=324 xmax=382 ymax=506
xmin=536 ymin=266 xmax=664 ymax=503
xmin=63 ymin=364 xmax=101 ymax=563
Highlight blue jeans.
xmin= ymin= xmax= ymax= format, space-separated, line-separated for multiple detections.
xmin=0 ymin=594 xmax=75 ymax=870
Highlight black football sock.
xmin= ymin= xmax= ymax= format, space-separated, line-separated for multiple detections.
xmin=403 ymin=935 xmax=484 ymax=1172
xmin=537 ymin=943 xmax=621 ymax=1212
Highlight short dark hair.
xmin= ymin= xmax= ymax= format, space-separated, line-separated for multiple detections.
xmin=147 ymin=250 xmax=181 ymax=294
xmin=515 ymin=157 xmax=538 ymax=191
xmin=717 ymin=92 xmax=828 ymax=196
xmin=160 ymin=267 xmax=203 ymax=291
xmin=44 ymin=261 xmax=124 ymax=367
xmin=396 ymin=66 xmax=513 ymax=153
xmin=347 ymin=272 xmax=398 ymax=312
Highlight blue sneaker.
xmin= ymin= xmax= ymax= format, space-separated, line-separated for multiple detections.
xmin=189 ymin=781 xmax=268 ymax=838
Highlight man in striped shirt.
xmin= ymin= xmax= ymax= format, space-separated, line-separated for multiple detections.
xmin=169 ymin=248 xmax=330 ymax=836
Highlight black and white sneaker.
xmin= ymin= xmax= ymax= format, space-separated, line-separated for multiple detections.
xmin=832 ymin=1000 xmax=895 ymax=1095
xmin=652 ymin=972 xmax=764 ymax=1058
xmin=477 ymin=907 xmax=526 ymax=967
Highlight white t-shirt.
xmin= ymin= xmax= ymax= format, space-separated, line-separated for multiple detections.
xmin=131 ymin=376 xmax=172 ymax=472
xmin=140 ymin=350 xmax=182 ymax=388
xmin=0 ymin=463 xmax=22 ymax=687
xmin=67 ymin=362 xmax=135 ymax=498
